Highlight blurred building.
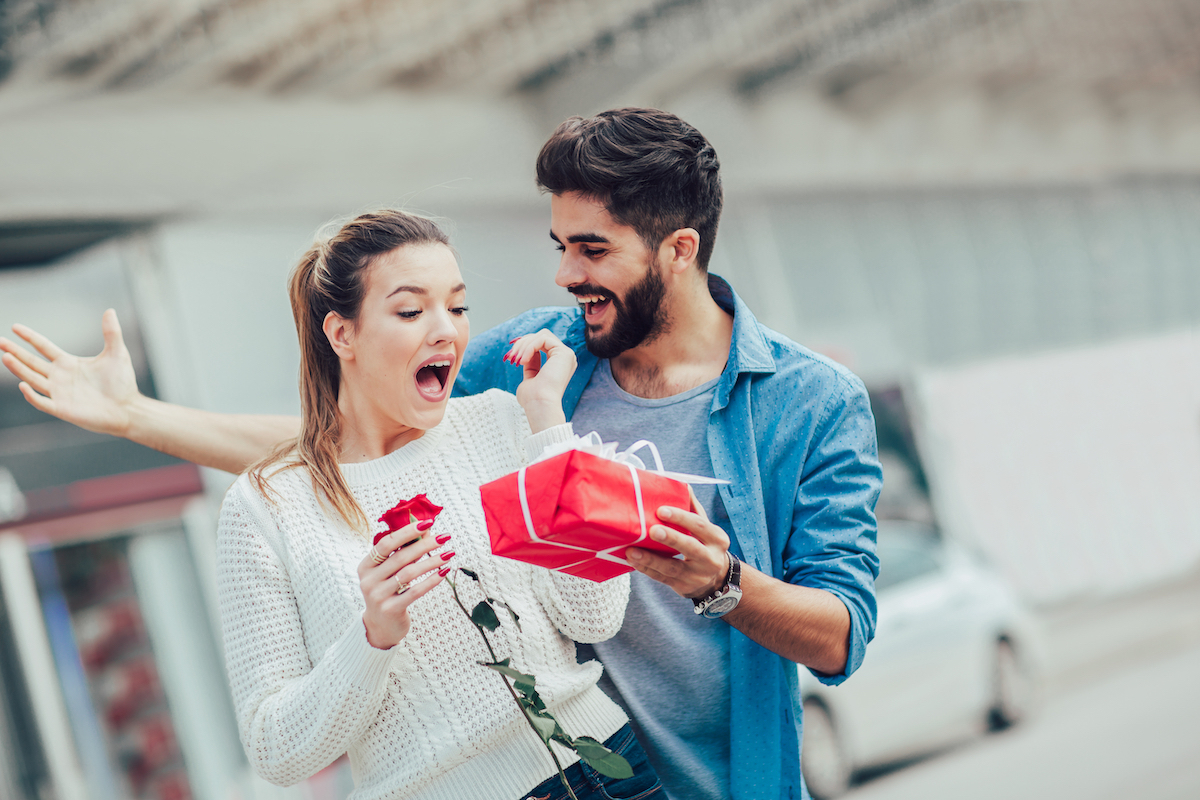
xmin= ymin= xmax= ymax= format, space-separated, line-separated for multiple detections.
xmin=1 ymin=1 xmax=1199 ymax=799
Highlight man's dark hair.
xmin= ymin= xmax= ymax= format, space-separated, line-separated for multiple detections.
xmin=536 ymin=108 xmax=723 ymax=270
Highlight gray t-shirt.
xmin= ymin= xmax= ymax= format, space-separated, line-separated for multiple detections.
xmin=572 ymin=359 xmax=733 ymax=800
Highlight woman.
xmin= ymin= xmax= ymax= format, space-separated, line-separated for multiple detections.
xmin=217 ymin=210 xmax=660 ymax=800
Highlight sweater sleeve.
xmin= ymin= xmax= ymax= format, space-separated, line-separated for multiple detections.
xmin=535 ymin=570 xmax=630 ymax=644
xmin=489 ymin=390 xmax=632 ymax=644
xmin=216 ymin=478 xmax=395 ymax=786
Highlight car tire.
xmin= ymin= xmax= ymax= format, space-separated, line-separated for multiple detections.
xmin=802 ymin=698 xmax=852 ymax=800
xmin=988 ymin=638 xmax=1032 ymax=730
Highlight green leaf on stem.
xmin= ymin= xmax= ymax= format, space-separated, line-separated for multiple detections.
xmin=471 ymin=601 xmax=501 ymax=631
xmin=487 ymin=597 xmax=522 ymax=631
xmin=514 ymin=675 xmax=537 ymax=697
xmin=525 ymin=710 xmax=558 ymax=744
xmin=482 ymin=660 xmax=537 ymax=696
xmin=572 ymin=736 xmax=634 ymax=779
xmin=518 ymin=689 xmax=547 ymax=713
xmin=522 ymin=705 xmax=565 ymax=745
xmin=460 ymin=568 xmax=480 ymax=582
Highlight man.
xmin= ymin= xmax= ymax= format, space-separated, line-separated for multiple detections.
xmin=2 ymin=108 xmax=880 ymax=800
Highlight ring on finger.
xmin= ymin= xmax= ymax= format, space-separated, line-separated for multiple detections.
xmin=395 ymin=575 xmax=410 ymax=594
xmin=369 ymin=545 xmax=387 ymax=565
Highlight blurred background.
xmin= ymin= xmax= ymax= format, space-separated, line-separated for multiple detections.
xmin=0 ymin=1 xmax=1198 ymax=799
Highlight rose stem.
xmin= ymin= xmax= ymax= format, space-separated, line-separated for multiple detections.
xmin=446 ymin=573 xmax=577 ymax=800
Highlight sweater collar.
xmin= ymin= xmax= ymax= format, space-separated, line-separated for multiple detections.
xmin=338 ymin=422 xmax=447 ymax=488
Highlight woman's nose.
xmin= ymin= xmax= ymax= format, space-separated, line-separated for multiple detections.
xmin=427 ymin=310 xmax=460 ymax=344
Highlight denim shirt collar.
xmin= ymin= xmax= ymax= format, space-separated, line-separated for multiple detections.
xmin=709 ymin=274 xmax=776 ymax=410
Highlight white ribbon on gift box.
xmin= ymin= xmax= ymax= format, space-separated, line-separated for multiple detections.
xmin=517 ymin=434 xmax=728 ymax=573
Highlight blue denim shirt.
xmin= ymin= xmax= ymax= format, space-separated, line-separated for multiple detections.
xmin=455 ymin=276 xmax=881 ymax=800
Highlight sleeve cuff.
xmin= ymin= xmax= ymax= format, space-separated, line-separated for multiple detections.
xmin=324 ymin=618 xmax=397 ymax=694
xmin=524 ymin=423 xmax=576 ymax=463
xmin=808 ymin=587 xmax=868 ymax=687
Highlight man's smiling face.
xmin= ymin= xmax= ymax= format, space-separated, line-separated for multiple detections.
xmin=550 ymin=191 xmax=669 ymax=359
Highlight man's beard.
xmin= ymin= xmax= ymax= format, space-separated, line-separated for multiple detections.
xmin=575 ymin=261 xmax=668 ymax=359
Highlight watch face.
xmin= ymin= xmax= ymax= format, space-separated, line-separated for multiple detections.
xmin=704 ymin=596 xmax=739 ymax=618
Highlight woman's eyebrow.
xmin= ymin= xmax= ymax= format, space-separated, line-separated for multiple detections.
xmin=386 ymin=283 xmax=466 ymax=298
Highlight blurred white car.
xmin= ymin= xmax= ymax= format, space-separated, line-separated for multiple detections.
xmin=798 ymin=521 xmax=1044 ymax=799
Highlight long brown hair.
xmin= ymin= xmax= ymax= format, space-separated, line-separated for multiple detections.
xmin=250 ymin=210 xmax=451 ymax=533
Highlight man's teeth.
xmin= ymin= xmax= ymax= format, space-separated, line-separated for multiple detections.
xmin=577 ymin=294 xmax=608 ymax=305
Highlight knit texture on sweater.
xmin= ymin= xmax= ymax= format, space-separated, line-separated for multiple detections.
xmin=216 ymin=390 xmax=630 ymax=800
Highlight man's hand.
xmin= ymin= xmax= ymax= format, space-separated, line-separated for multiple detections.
xmin=628 ymin=487 xmax=852 ymax=672
xmin=3 ymin=309 xmax=299 ymax=473
xmin=626 ymin=489 xmax=730 ymax=599
xmin=1 ymin=309 xmax=141 ymax=436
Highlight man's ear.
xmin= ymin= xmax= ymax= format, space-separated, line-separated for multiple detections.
xmin=323 ymin=311 xmax=355 ymax=361
xmin=662 ymin=228 xmax=701 ymax=275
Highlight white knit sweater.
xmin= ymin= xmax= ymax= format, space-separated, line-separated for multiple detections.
xmin=216 ymin=390 xmax=630 ymax=800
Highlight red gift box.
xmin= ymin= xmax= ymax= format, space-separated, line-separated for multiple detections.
xmin=480 ymin=448 xmax=695 ymax=582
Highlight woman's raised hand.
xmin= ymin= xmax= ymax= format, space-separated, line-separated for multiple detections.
xmin=357 ymin=520 xmax=452 ymax=649
xmin=505 ymin=330 xmax=577 ymax=433
xmin=0 ymin=309 xmax=142 ymax=436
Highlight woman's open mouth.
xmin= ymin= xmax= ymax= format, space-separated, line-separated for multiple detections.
xmin=415 ymin=356 xmax=453 ymax=400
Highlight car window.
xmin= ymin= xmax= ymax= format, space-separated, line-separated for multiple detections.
xmin=875 ymin=526 xmax=942 ymax=592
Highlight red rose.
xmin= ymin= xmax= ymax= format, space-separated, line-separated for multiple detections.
xmin=374 ymin=494 xmax=443 ymax=545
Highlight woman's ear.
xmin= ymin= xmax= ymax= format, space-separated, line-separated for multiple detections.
xmin=323 ymin=311 xmax=355 ymax=361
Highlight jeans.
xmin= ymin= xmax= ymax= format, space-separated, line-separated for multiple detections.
xmin=519 ymin=724 xmax=662 ymax=800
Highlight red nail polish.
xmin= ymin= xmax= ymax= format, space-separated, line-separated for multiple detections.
xmin=509 ymin=338 xmax=519 ymax=344
xmin=440 ymin=551 xmax=455 ymax=561
xmin=417 ymin=519 xmax=435 ymax=531
xmin=435 ymin=533 xmax=452 ymax=544
xmin=437 ymin=566 xmax=451 ymax=577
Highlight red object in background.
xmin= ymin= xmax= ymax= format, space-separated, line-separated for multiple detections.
xmin=137 ymin=715 xmax=178 ymax=769
xmin=55 ymin=538 xmax=193 ymax=799
xmin=375 ymin=494 xmax=443 ymax=545
xmin=101 ymin=657 xmax=161 ymax=727
xmin=118 ymin=713 xmax=182 ymax=794
xmin=75 ymin=599 xmax=143 ymax=669
xmin=151 ymin=772 xmax=192 ymax=800
xmin=481 ymin=449 xmax=694 ymax=582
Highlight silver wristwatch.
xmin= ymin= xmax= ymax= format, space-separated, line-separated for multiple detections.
xmin=692 ymin=553 xmax=742 ymax=619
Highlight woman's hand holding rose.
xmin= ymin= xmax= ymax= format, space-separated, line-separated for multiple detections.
xmin=357 ymin=518 xmax=451 ymax=649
